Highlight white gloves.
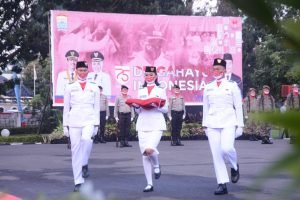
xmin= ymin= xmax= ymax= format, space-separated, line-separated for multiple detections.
xmin=244 ymin=115 xmax=248 ymax=119
xmin=63 ymin=126 xmax=69 ymax=137
xmin=168 ymin=116 xmax=172 ymax=121
xmin=115 ymin=117 xmax=119 ymax=122
xmin=131 ymin=117 xmax=134 ymax=122
xmin=182 ymin=115 xmax=186 ymax=120
xmin=93 ymin=126 xmax=99 ymax=137
xmin=106 ymin=116 xmax=109 ymax=120
xmin=150 ymin=103 xmax=158 ymax=108
xmin=235 ymin=127 xmax=243 ymax=138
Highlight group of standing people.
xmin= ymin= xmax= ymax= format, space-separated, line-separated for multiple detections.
xmin=62 ymin=53 xmax=296 ymax=195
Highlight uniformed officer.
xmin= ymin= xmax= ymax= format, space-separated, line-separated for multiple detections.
xmin=56 ymin=50 xmax=79 ymax=98
xmin=94 ymin=86 xmax=110 ymax=144
xmin=243 ymin=88 xmax=259 ymax=141
xmin=132 ymin=66 xmax=168 ymax=192
xmin=203 ymin=58 xmax=244 ymax=195
xmin=114 ymin=85 xmax=134 ymax=147
xmin=168 ymin=84 xmax=186 ymax=146
xmin=285 ymin=84 xmax=299 ymax=143
xmin=63 ymin=61 xmax=100 ymax=192
xmin=87 ymin=51 xmax=112 ymax=96
xmin=257 ymin=85 xmax=275 ymax=144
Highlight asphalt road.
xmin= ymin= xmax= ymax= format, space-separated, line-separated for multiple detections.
xmin=0 ymin=139 xmax=299 ymax=200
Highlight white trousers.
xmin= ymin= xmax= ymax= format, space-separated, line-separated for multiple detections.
xmin=206 ymin=127 xmax=238 ymax=184
xmin=69 ymin=125 xmax=94 ymax=185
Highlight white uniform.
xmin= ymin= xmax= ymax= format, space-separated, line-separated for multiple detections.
xmin=63 ymin=81 xmax=100 ymax=185
xmin=135 ymin=85 xmax=168 ymax=154
xmin=203 ymin=78 xmax=244 ymax=184
xmin=56 ymin=70 xmax=77 ymax=97
xmin=87 ymin=72 xmax=112 ymax=96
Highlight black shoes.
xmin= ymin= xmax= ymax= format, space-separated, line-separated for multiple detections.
xmin=143 ymin=184 xmax=154 ymax=192
xmin=214 ymin=184 xmax=228 ymax=195
xmin=119 ymin=141 xmax=132 ymax=147
xmin=99 ymin=137 xmax=106 ymax=143
xmin=231 ymin=164 xmax=240 ymax=183
xmin=262 ymin=137 xmax=273 ymax=144
xmin=249 ymin=135 xmax=259 ymax=141
xmin=82 ymin=165 xmax=89 ymax=178
xmin=73 ymin=184 xmax=81 ymax=192
xmin=67 ymin=137 xmax=71 ymax=149
xmin=171 ymin=139 xmax=184 ymax=146
xmin=176 ymin=139 xmax=184 ymax=146
xmin=154 ymin=166 xmax=161 ymax=179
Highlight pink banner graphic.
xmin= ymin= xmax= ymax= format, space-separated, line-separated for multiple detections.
xmin=50 ymin=10 xmax=242 ymax=106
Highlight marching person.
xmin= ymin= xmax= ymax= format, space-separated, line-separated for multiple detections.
xmin=168 ymin=84 xmax=186 ymax=146
xmin=203 ymin=58 xmax=244 ymax=195
xmin=243 ymin=88 xmax=259 ymax=141
xmin=94 ymin=86 xmax=110 ymax=144
xmin=132 ymin=66 xmax=168 ymax=192
xmin=285 ymin=84 xmax=299 ymax=143
xmin=257 ymin=85 xmax=275 ymax=144
xmin=63 ymin=61 xmax=100 ymax=192
xmin=114 ymin=85 xmax=135 ymax=147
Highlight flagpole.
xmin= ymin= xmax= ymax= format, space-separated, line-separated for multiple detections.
xmin=33 ymin=64 xmax=36 ymax=96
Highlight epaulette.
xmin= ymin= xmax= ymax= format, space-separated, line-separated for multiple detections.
xmin=158 ymin=85 xmax=164 ymax=88
xmin=228 ymin=80 xmax=234 ymax=83
xmin=89 ymin=81 xmax=96 ymax=84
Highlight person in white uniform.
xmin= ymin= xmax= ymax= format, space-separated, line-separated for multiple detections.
xmin=202 ymin=58 xmax=244 ymax=195
xmin=132 ymin=66 xmax=168 ymax=192
xmin=87 ymin=51 xmax=112 ymax=96
xmin=63 ymin=61 xmax=100 ymax=192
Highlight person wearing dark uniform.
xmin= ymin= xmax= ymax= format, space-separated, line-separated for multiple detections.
xmin=257 ymin=85 xmax=275 ymax=144
xmin=243 ymin=88 xmax=259 ymax=141
xmin=132 ymin=66 xmax=168 ymax=192
xmin=168 ymin=84 xmax=186 ymax=146
xmin=114 ymin=85 xmax=134 ymax=147
xmin=285 ymin=84 xmax=300 ymax=143
xmin=223 ymin=53 xmax=243 ymax=92
xmin=94 ymin=86 xmax=110 ymax=144
xmin=63 ymin=61 xmax=100 ymax=192
xmin=203 ymin=58 xmax=244 ymax=195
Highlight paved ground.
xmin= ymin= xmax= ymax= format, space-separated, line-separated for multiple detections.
xmin=0 ymin=139 xmax=299 ymax=200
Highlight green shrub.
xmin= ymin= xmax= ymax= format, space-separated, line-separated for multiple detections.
xmin=0 ymin=134 xmax=43 ymax=143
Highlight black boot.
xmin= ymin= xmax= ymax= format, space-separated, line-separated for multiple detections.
xmin=67 ymin=137 xmax=71 ymax=149
xmin=176 ymin=138 xmax=184 ymax=146
xmin=119 ymin=141 xmax=126 ymax=148
xmin=249 ymin=135 xmax=255 ymax=141
xmin=99 ymin=136 xmax=106 ymax=143
xmin=171 ymin=139 xmax=177 ymax=146
xmin=214 ymin=184 xmax=228 ymax=195
xmin=124 ymin=140 xmax=132 ymax=147
xmin=262 ymin=136 xmax=273 ymax=144
xmin=73 ymin=184 xmax=81 ymax=192
xmin=82 ymin=165 xmax=89 ymax=178
xmin=231 ymin=164 xmax=240 ymax=183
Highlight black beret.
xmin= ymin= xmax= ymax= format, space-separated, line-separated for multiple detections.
xmin=65 ymin=50 xmax=79 ymax=58
xmin=121 ymin=85 xmax=128 ymax=90
xmin=145 ymin=66 xmax=157 ymax=74
xmin=223 ymin=53 xmax=233 ymax=61
xmin=173 ymin=84 xmax=180 ymax=89
xmin=91 ymin=51 xmax=104 ymax=60
xmin=76 ymin=61 xmax=88 ymax=69
xmin=213 ymin=58 xmax=226 ymax=68
xmin=98 ymin=86 xmax=103 ymax=90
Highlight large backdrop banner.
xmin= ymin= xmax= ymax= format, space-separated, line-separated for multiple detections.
xmin=50 ymin=10 xmax=242 ymax=106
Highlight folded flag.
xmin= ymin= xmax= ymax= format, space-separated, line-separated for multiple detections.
xmin=126 ymin=97 xmax=166 ymax=109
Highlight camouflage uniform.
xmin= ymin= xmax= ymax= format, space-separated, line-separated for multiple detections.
xmin=243 ymin=88 xmax=259 ymax=140
xmin=285 ymin=84 xmax=300 ymax=143
xmin=257 ymin=85 xmax=275 ymax=144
